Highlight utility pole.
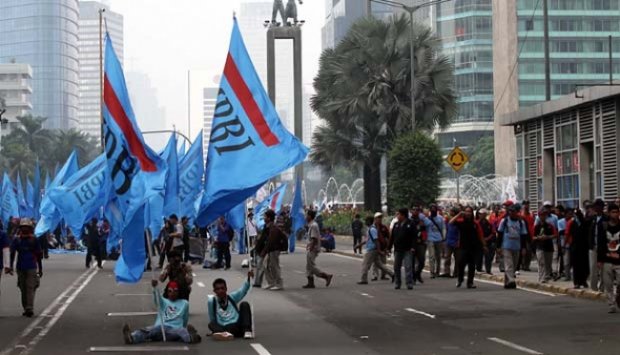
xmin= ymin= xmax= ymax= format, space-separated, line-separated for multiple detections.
xmin=543 ymin=0 xmax=551 ymax=101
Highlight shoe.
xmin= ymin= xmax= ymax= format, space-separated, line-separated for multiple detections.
xmin=467 ymin=284 xmax=477 ymax=289
xmin=456 ymin=281 xmax=462 ymax=288
xmin=407 ymin=285 xmax=413 ymax=290
xmin=438 ymin=273 xmax=450 ymax=278
xmin=187 ymin=325 xmax=201 ymax=343
xmin=302 ymin=283 xmax=316 ymax=289
xmin=244 ymin=331 xmax=254 ymax=339
xmin=430 ymin=275 xmax=436 ymax=279
xmin=395 ymin=285 xmax=401 ymax=290
xmin=371 ymin=277 xmax=378 ymax=282
xmin=381 ymin=276 xmax=390 ymax=281
xmin=122 ymin=323 xmax=133 ymax=344
xmin=417 ymin=276 xmax=424 ymax=284
xmin=212 ymin=332 xmax=235 ymax=341
xmin=486 ymin=272 xmax=493 ymax=275
xmin=269 ymin=286 xmax=283 ymax=291
xmin=541 ymin=280 xmax=548 ymax=284
xmin=24 ymin=310 xmax=34 ymax=318
xmin=98 ymin=265 xmax=104 ymax=270
xmin=325 ymin=274 xmax=333 ymax=287
xmin=252 ymin=284 xmax=262 ymax=288
xmin=516 ymin=271 xmax=521 ymax=276
xmin=357 ymin=281 xmax=368 ymax=285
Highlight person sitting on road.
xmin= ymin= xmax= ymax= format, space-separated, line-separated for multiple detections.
xmin=122 ymin=280 xmax=201 ymax=345
xmin=159 ymin=249 xmax=193 ymax=300
xmin=207 ymin=270 xmax=255 ymax=340
xmin=321 ymin=227 xmax=336 ymax=252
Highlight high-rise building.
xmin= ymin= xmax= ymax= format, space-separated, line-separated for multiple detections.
xmin=125 ymin=71 xmax=167 ymax=150
xmin=493 ymin=0 xmax=620 ymax=177
xmin=0 ymin=63 xmax=32 ymax=140
xmin=78 ymin=1 xmax=124 ymax=145
xmin=203 ymin=87 xmax=218 ymax=158
xmin=0 ymin=0 xmax=80 ymax=130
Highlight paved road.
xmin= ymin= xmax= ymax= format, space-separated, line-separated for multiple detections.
xmin=0 ymin=250 xmax=618 ymax=355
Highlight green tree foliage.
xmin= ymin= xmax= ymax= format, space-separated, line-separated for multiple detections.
xmin=310 ymin=14 xmax=457 ymax=211
xmin=0 ymin=114 xmax=99 ymax=178
xmin=465 ymin=136 xmax=495 ymax=177
xmin=388 ymin=131 xmax=443 ymax=209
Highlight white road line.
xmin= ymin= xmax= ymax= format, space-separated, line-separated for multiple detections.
xmin=488 ymin=337 xmax=544 ymax=355
xmin=88 ymin=346 xmax=189 ymax=352
xmin=197 ymin=282 xmax=206 ymax=288
xmin=250 ymin=343 xmax=272 ymax=355
xmin=359 ymin=292 xmax=374 ymax=299
xmin=106 ymin=312 xmax=158 ymax=317
xmin=405 ymin=308 xmax=436 ymax=319
xmin=293 ymin=270 xmax=305 ymax=274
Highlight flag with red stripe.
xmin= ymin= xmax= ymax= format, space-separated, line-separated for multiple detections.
xmin=196 ymin=19 xmax=308 ymax=226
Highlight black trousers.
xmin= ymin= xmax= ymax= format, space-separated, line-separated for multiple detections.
xmin=216 ymin=243 xmax=231 ymax=269
xmin=208 ymin=301 xmax=252 ymax=337
xmin=457 ymin=248 xmax=478 ymax=286
xmin=353 ymin=234 xmax=362 ymax=253
xmin=86 ymin=246 xmax=102 ymax=267
xmin=414 ymin=243 xmax=427 ymax=280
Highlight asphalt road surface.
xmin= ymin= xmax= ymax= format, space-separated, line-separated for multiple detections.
xmin=0 ymin=250 xmax=618 ymax=355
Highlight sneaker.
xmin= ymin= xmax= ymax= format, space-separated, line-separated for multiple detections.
xmin=407 ymin=285 xmax=413 ymax=290
xmin=269 ymin=286 xmax=282 ymax=291
xmin=357 ymin=281 xmax=368 ymax=285
xmin=252 ymin=284 xmax=262 ymax=288
xmin=24 ymin=310 xmax=34 ymax=318
xmin=212 ymin=332 xmax=235 ymax=341
xmin=395 ymin=285 xmax=401 ymax=290
xmin=370 ymin=277 xmax=378 ymax=282
xmin=122 ymin=323 xmax=133 ymax=345
xmin=243 ymin=331 xmax=254 ymax=339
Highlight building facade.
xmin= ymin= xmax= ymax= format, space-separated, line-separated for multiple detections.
xmin=78 ymin=1 xmax=124 ymax=145
xmin=0 ymin=63 xmax=32 ymax=138
xmin=203 ymin=87 xmax=218 ymax=158
xmin=500 ymin=85 xmax=620 ymax=209
xmin=0 ymin=0 xmax=80 ymax=130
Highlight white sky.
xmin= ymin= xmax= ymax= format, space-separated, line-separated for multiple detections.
xmin=108 ymin=0 xmax=325 ymax=138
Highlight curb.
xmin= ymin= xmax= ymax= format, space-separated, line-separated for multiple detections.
xmin=330 ymin=249 xmax=606 ymax=302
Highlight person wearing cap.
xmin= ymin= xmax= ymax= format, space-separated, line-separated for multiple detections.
xmin=533 ymin=209 xmax=557 ymax=283
xmin=497 ymin=204 xmax=529 ymax=289
xmin=123 ymin=279 xmax=201 ymax=344
xmin=589 ymin=198 xmax=607 ymax=291
xmin=596 ymin=203 xmax=620 ymax=313
xmin=356 ymin=212 xmax=394 ymax=285
xmin=418 ymin=205 xmax=445 ymax=279
xmin=8 ymin=219 xmax=43 ymax=317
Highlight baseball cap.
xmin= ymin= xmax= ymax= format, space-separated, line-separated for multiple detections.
xmin=543 ymin=201 xmax=553 ymax=207
xmin=479 ymin=208 xmax=489 ymax=214
xmin=374 ymin=212 xmax=383 ymax=218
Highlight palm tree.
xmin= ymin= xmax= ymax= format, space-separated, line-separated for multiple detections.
xmin=51 ymin=129 xmax=98 ymax=167
xmin=8 ymin=114 xmax=53 ymax=160
xmin=311 ymin=14 xmax=457 ymax=211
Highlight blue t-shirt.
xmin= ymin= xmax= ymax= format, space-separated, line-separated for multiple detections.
xmin=153 ymin=288 xmax=189 ymax=329
xmin=10 ymin=237 xmax=41 ymax=271
xmin=366 ymin=226 xmax=378 ymax=251
xmin=0 ymin=231 xmax=10 ymax=266
xmin=498 ymin=218 xmax=528 ymax=251
xmin=208 ymin=280 xmax=250 ymax=326
xmin=217 ymin=224 xmax=232 ymax=244
xmin=419 ymin=214 xmax=444 ymax=242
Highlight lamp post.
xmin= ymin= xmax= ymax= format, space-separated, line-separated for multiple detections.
xmin=369 ymin=0 xmax=451 ymax=131
xmin=0 ymin=108 xmax=7 ymax=152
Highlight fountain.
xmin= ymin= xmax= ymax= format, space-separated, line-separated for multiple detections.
xmin=439 ymin=174 xmax=519 ymax=206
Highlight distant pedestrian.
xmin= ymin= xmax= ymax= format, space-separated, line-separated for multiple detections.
xmin=589 ymin=199 xmax=607 ymax=291
xmin=442 ymin=207 xmax=461 ymax=278
xmin=302 ymin=210 xmax=333 ymax=289
xmin=247 ymin=212 xmax=258 ymax=247
xmin=1 ymin=227 xmax=10 ymax=297
xmin=497 ymin=204 xmax=529 ymax=289
xmin=597 ymin=203 xmax=620 ymax=313
xmin=261 ymin=209 xmax=287 ymax=290
xmin=169 ymin=215 xmax=185 ymax=255
xmin=419 ymin=205 xmax=445 ymax=279
xmin=351 ymin=214 xmax=364 ymax=254
xmin=534 ymin=209 xmax=557 ymax=283
xmin=569 ymin=208 xmax=590 ymax=289
xmin=449 ymin=207 xmax=487 ymax=289
xmin=356 ymin=212 xmax=394 ymax=285
xmin=388 ymin=208 xmax=417 ymax=290
xmin=84 ymin=218 xmax=102 ymax=269
xmin=215 ymin=217 xmax=233 ymax=270
xmin=9 ymin=219 xmax=43 ymax=317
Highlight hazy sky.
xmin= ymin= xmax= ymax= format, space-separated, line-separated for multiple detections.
xmin=108 ymin=0 xmax=325 ymax=139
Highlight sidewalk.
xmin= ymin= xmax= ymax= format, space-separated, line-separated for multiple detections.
xmin=332 ymin=234 xmax=605 ymax=302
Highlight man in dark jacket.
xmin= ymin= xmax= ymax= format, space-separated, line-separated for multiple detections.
xmin=84 ymin=218 xmax=102 ymax=269
xmin=351 ymin=214 xmax=364 ymax=254
xmin=388 ymin=208 xmax=417 ymax=290
xmin=589 ymin=199 xmax=607 ymax=291
xmin=597 ymin=203 xmax=620 ymax=313
xmin=261 ymin=209 xmax=287 ymax=290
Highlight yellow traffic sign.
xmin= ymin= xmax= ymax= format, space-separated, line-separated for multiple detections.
xmin=446 ymin=146 xmax=469 ymax=172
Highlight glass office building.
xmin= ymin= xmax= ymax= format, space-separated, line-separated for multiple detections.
xmin=517 ymin=0 xmax=620 ymax=106
xmin=0 ymin=0 xmax=80 ymax=130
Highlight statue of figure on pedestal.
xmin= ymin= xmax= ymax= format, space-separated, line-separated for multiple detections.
xmin=271 ymin=0 xmax=303 ymax=26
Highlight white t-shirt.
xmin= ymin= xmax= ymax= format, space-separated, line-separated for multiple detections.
xmin=172 ymin=223 xmax=184 ymax=248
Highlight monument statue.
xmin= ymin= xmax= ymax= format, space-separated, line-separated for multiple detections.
xmin=271 ymin=0 xmax=303 ymax=26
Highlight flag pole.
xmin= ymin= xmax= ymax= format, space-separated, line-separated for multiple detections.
xmin=145 ymin=227 xmax=167 ymax=342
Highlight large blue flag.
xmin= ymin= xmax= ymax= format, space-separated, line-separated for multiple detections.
xmin=225 ymin=201 xmax=247 ymax=254
xmin=195 ymin=19 xmax=308 ymax=226
xmin=290 ymin=177 xmax=305 ymax=252
xmin=35 ymin=151 xmax=79 ymax=236
xmin=15 ymin=172 xmax=30 ymax=217
xmin=47 ymin=154 xmax=109 ymax=239
xmin=103 ymin=33 xmax=167 ymax=283
xmin=178 ymin=139 xmax=186 ymax=160
xmin=33 ymin=161 xmax=41 ymax=219
xmin=161 ymin=133 xmax=180 ymax=217
xmin=253 ymin=183 xmax=287 ymax=230
xmin=179 ymin=131 xmax=204 ymax=222
xmin=26 ymin=179 xmax=35 ymax=217
xmin=1 ymin=173 xmax=19 ymax=224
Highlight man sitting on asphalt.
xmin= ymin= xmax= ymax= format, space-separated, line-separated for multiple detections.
xmin=208 ymin=270 xmax=255 ymax=340
xmin=123 ymin=279 xmax=201 ymax=344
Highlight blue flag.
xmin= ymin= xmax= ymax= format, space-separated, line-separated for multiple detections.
xmin=178 ymin=139 xmax=186 ymax=159
xmin=44 ymin=171 xmax=51 ymax=191
xmin=47 ymin=154 xmax=109 ymax=239
xmin=225 ymin=201 xmax=247 ymax=254
xmin=253 ymin=184 xmax=287 ymax=230
xmin=26 ymin=179 xmax=35 ymax=217
xmin=179 ymin=131 xmax=204 ymax=222
xmin=162 ymin=133 xmax=180 ymax=217
xmin=33 ymin=161 xmax=41 ymax=220
xmin=16 ymin=172 xmax=30 ymax=217
xmin=35 ymin=151 xmax=79 ymax=236
xmin=104 ymin=33 xmax=167 ymax=283
xmin=1 ymin=173 xmax=19 ymax=224
xmin=104 ymin=197 xmax=123 ymax=253
xmin=290 ymin=177 xmax=304 ymax=252
xmin=195 ymin=19 xmax=308 ymax=226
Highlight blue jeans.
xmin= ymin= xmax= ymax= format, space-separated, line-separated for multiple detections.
xmin=393 ymin=250 xmax=414 ymax=287
xmin=131 ymin=325 xmax=191 ymax=344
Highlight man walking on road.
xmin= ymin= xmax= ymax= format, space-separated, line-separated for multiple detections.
xmin=9 ymin=219 xmax=43 ymax=317
xmin=596 ymin=203 xmax=620 ymax=313
xmin=261 ymin=209 xmax=286 ymax=290
xmin=356 ymin=212 xmax=394 ymax=285
xmin=302 ymin=210 xmax=333 ymax=289
xmin=419 ymin=205 xmax=445 ymax=279
xmin=352 ymin=214 xmax=364 ymax=254
xmin=497 ymin=204 xmax=529 ymax=289
xmin=215 ymin=216 xmax=233 ymax=270
xmin=84 ymin=218 xmax=102 ymax=269
xmin=449 ymin=207 xmax=487 ymax=289
xmin=389 ymin=208 xmax=416 ymax=290
xmin=590 ymin=199 xmax=607 ymax=291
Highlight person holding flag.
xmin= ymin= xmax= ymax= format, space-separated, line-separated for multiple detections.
xmin=302 ymin=210 xmax=333 ymax=289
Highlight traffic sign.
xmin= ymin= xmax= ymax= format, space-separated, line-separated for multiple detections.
xmin=446 ymin=146 xmax=469 ymax=172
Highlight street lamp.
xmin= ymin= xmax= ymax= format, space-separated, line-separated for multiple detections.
xmin=369 ymin=0 xmax=451 ymax=131
xmin=0 ymin=108 xmax=7 ymax=152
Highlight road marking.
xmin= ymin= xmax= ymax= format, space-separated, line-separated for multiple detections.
xmin=250 ymin=343 xmax=272 ymax=355
xmin=474 ymin=278 xmax=561 ymax=297
xmin=114 ymin=294 xmax=151 ymax=297
xmin=293 ymin=270 xmax=305 ymax=274
xmin=359 ymin=292 xmax=374 ymax=299
xmin=197 ymin=282 xmax=206 ymax=288
xmin=88 ymin=346 xmax=189 ymax=352
xmin=106 ymin=312 xmax=158 ymax=317
xmin=405 ymin=308 xmax=436 ymax=319
xmin=488 ymin=337 xmax=544 ymax=355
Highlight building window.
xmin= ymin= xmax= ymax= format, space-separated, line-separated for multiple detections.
xmin=555 ymin=123 xmax=579 ymax=208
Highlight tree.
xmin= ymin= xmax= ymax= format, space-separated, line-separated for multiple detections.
xmin=310 ymin=14 xmax=457 ymax=211
xmin=51 ymin=129 xmax=99 ymax=167
xmin=388 ymin=131 xmax=442 ymax=209
xmin=465 ymin=136 xmax=495 ymax=177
